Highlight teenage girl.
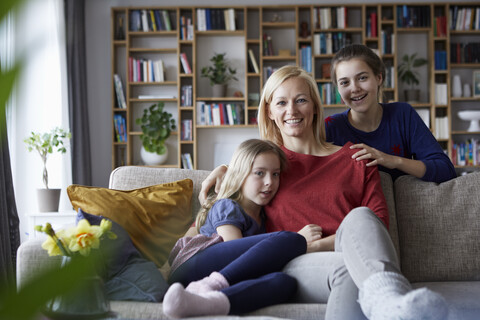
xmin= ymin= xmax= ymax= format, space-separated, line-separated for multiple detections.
xmin=326 ymin=44 xmax=456 ymax=183
xmin=163 ymin=139 xmax=307 ymax=319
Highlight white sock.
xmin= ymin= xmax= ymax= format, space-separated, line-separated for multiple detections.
xmin=185 ymin=271 xmax=229 ymax=294
xmin=359 ymin=272 xmax=449 ymax=320
xmin=163 ymin=283 xmax=230 ymax=319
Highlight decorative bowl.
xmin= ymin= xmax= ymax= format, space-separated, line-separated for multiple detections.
xmin=457 ymin=110 xmax=480 ymax=132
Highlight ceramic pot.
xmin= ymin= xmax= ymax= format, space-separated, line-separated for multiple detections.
xmin=404 ymin=89 xmax=420 ymax=103
xmin=452 ymin=75 xmax=462 ymax=98
xmin=463 ymin=84 xmax=471 ymax=97
xmin=212 ymin=84 xmax=226 ymax=97
xmin=37 ymin=189 xmax=61 ymax=212
xmin=140 ymin=145 xmax=168 ymax=166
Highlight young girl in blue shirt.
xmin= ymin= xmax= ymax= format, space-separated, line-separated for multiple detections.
xmin=326 ymin=44 xmax=456 ymax=183
xmin=163 ymin=139 xmax=307 ymax=318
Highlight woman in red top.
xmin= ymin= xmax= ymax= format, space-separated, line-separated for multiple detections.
xmin=199 ymin=66 xmax=448 ymax=320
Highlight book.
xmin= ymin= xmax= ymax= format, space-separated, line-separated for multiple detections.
xmin=248 ymin=49 xmax=259 ymax=73
xmin=113 ymin=74 xmax=127 ymax=109
xmin=180 ymin=53 xmax=192 ymax=74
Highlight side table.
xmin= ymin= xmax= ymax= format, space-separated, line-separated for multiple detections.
xmin=27 ymin=210 xmax=77 ymax=239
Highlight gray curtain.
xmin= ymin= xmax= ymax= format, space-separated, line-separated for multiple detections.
xmin=65 ymin=0 xmax=92 ymax=186
xmin=0 ymin=121 xmax=20 ymax=289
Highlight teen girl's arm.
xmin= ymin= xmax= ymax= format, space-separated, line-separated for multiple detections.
xmin=199 ymin=165 xmax=228 ymax=204
xmin=350 ymin=143 xmax=427 ymax=179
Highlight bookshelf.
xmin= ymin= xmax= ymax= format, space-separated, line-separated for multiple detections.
xmin=111 ymin=3 xmax=480 ymax=172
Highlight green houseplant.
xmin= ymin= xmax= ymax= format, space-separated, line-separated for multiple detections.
xmin=24 ymin=127 xmax=71 ymax=212
xmin=136 ymin=102 xmax=176 ymax=165
xmin=398 ymin=53 xmax=428 ymax=103
xmin=201 ymin=53 xmax=238 ymax=97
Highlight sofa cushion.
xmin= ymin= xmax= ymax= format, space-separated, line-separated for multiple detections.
xmin=394 ymin=173 xmax=480 ymax=282
xmin=76 ymin=209 xmax=168 ymax=302
xmin=378 ymin=171 xmax=400 ymax=261
xmin=67 ymin=179 xmax=194 ymax=267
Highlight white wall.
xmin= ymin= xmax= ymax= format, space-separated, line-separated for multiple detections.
xmin=85 ymin=0 xmax=478 ymax=187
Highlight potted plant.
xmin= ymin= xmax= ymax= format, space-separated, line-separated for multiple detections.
xmin=201 ymin=52 xmax=238 ymax=97
xmin=136 ymin=101 xmax=176 ymax=166
xmin=398 ymin=53 xmax=428 ymax=103
xmin=24 ymin=127 xmax=71 ymax=212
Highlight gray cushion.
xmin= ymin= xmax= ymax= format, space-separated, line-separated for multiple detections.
xmin=379 ymin=171 xmax=400 ymax=261
xmin=394 ymin=173 xmax=480 ymax=282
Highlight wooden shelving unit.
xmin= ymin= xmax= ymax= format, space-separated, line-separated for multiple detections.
xmin=111 ymin=3 xmax=480 ymax=171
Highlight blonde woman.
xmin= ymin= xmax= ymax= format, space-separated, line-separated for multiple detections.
xmin=163 ymin=139 xmax=307 ymax=319
xmin=199 ymin=66 xmax=448 ymax=320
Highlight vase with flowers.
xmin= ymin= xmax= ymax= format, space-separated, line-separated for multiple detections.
xmin=35 ymin=218 xmax=117 ymax=319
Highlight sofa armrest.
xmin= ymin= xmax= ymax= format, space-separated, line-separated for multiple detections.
xmin=16 ymin=239 xmax=61 ymax=290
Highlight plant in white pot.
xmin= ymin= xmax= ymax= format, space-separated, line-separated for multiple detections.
xmin=24 ymin=127 xmax=71 ymax=212
xmin=398 ymin=53 xmax=428 ymax=103
xmin=201 ymin=52 xmax=238 ymax=97
xmin=136 ymin=102 xmax=176 ymax=166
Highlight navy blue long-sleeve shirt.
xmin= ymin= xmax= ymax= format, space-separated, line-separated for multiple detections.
xmin=325 ymin=102 xmax=456 ymax=183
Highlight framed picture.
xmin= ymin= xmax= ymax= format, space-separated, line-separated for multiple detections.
xmin=474 ymin=70 xmax=480 ymax=98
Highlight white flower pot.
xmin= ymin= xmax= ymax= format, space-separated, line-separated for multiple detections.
xmin=452 ymin=75 xmax=462 ymax=98
xmin=37 ymin=188 xmax=61 ymax=212
xmin=140 ymin=145 xmax=168 ymax=166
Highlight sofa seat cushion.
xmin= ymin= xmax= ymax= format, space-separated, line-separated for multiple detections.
xmin=67 ymin=179 xmax=194 ymax=267
xmin=394 ymin=173 xmax=480 ymax=282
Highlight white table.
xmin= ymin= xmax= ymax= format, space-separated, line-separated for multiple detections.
xmin=27 ymin=210 xmax=77 ymax=239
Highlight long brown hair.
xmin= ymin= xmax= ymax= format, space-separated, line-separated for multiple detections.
xmin=195 ymin=139 xmax=287 ymax=232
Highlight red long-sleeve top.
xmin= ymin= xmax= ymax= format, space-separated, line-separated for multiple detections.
xmin=265 ymin=142 xmax=389 ymax=236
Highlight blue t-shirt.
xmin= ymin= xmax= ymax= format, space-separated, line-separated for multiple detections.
xmin=325 ymin=102 xmax=456 ymax=183
xmin=199 ymin=199 xmax=266 ymax=237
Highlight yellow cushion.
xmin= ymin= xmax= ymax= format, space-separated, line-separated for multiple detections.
xmin=67 ymin=179 xmax=193 ymax=267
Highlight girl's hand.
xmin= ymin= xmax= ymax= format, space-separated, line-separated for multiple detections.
xmin=199 ymin=165 xmax=228 ymax=204
xmin=298 ymin=224 xmax=323 ymax=244
xmin=350 ymin=143 xmax=398 ymax=169
xmin=307 ymin=235 xmax=335 ymax=252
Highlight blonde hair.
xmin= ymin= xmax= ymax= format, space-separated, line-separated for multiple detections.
xmin=257 ymin=65 xmax=330 ymax=148
xmin=195 ymin=139 xmax=287 ymax=232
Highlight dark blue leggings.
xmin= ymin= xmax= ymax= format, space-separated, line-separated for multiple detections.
xmin=168 ymin=231 xmax=307 ymax=314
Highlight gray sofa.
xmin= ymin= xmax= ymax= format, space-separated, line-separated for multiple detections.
xmin=17 ymin=166 xmax=480 ymax=320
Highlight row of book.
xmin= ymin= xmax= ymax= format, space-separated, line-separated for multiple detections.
xmin=396 ymin=5 xmax=431 ymax=28
xmin=317 ymin=83 xmax=342 ymax=105
xmin=452 ymin=139 xmax=480 ymax=166
xmin=128 ymin=57 xmax=165 ymax=83
xmin=313 ymin=32 xmax=352 ymax=55
xmin=450 ymin=43 xmax=480 ymax=64
xmin=130 ymin=9 xmax=174 ymax=32
xmin=449 ymin=6 xmax=480 ymax=31
xmin=113 ymin=74 xmax=127 ymax=109
xmin=196 ymin=8 xmax=237 ymax=31
xmin=113 ymin=114 xmax=127 ymax=142
xmin=180 ymin=16 xmax=194 ymax=40
xmin=366 ymin=12 xmax=378 ymax=38
xmin=196 ymin=102 xmax=244 ymax=126
xmin=263 ymin=33 xmax=274 ymax=56
xmin=181 ymin=153 xmax=193 ymax=169
xmin=180 ymin=85 xmax=193 ymax=107
xmin=263 ymin=66 xmax=280 ymax=82
xmin=434 ymin=83 xmax=448 ymax=106
xmin=247 ymin=49 xmax=260 ymax=74
xmin=179 ymin=53 xmax=192 ymax=74
xmin=313 ymin=6 xmax=348 ymax=30
xmin=299 ymin=46 xmax=312 ymax=73
xmin=181 ymin=119 xmax=193 ymax=141
xmin=380 ymin=31 xmax=395 ymax=55
xmin=434 ymin=116 xmax=449 ymax=140
xmin=384 ymin=66 xmax=395 ymax=89
xmin=434 ymin=51 xmax=447 ymax=70
xmin=433 ymin=16 xmax=448 ymax=37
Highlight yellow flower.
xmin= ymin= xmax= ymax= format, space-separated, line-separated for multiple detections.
xmin=67 ymin=219 xmax=103 ymax=257
xmin=41 ymin=229 xmax=70 ymax=256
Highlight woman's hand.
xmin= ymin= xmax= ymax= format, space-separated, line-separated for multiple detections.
xmin=350 ymin=143 xmax=426 ymax=178
xmin=298 ymin=224 xmax=323 ymax=244
xmin=199 ymin=165 xmax=228 ymax=204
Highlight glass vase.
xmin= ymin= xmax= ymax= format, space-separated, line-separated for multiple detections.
xmin=43 ymin=256 xmax=110 ymax=320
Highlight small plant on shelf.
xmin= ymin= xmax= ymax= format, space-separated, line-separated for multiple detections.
xmin=136 ymin=102 xmax=176 ymax=156
xmin=398 ymin=53 xmax=428 ymax=102
xmin=201 ymin=52 xmax=238 ymax=86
